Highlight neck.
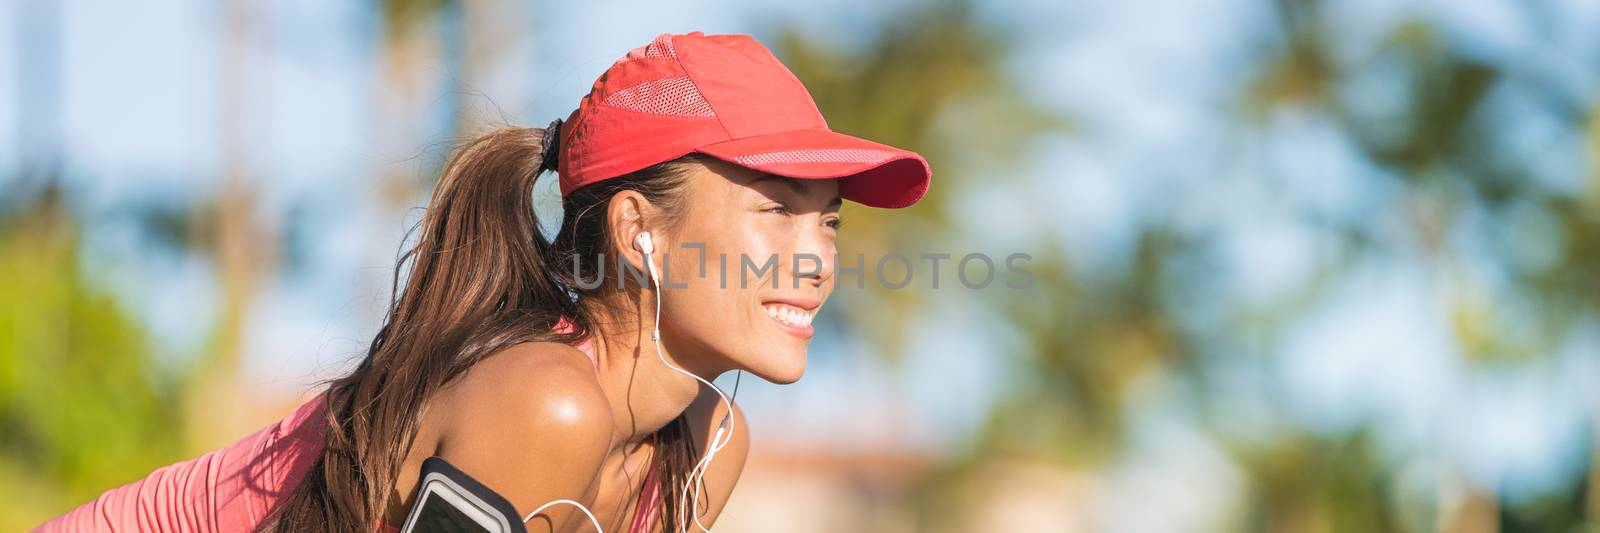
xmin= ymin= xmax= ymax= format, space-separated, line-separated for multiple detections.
xmin=583 ymin=293 xmax=717 ymax=447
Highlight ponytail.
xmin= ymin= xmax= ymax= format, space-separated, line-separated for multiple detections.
xmin=264 ymin=122 xmax=705 ymax=533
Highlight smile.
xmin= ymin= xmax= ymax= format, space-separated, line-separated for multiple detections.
xmin=762 ymin=303 xmax=815 ymax=328
xmin=761 ymin=299 xmax=818 ymax=339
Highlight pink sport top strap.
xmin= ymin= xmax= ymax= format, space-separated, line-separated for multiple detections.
xmin=629 ymin=435 xmax=664 ymax=533
xmin=553 ymin=316 xmax=597 ymax=364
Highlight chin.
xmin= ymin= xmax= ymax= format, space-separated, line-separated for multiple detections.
xmin=746 ymin=348 xmax=807 ymax=384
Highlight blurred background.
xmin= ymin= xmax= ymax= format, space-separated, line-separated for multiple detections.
xmin=3 ymin=0 xmax=1598 ymax=531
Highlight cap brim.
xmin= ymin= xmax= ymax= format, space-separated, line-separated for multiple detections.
xmin=695 ymin=128 xmax=930 ymax=209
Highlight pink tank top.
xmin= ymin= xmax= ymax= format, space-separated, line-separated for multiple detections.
xmin=37 ymin=331 xmax=664 ymax=533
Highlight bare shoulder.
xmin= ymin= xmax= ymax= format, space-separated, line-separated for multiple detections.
xmin=431 ymin=342 xmax=615 ymax=528
xmin=681 ymin=382 xmax=752 ymax=526
xmin=438 ymin=341 xmax=612 ymax=443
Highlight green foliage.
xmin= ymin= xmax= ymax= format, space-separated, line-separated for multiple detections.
xmin=0 ymin=192 xmax=187 ymax=529
xmin=1231 ymin=430 xmax=1407 ymax=533
xmin=380 ymin=0 xmax=453 ymax=42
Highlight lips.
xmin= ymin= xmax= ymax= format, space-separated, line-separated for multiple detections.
xmin=761 ymin=297 xmax=820 ymax=339
xmin=762 ymin=302 xmax=815 ymax=328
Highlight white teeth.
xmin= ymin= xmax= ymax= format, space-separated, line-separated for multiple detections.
xmin=763 ymin=303 xmax=814 ymax=328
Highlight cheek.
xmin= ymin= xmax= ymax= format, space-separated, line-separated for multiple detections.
xmin=695 ymin=218 xmax=785 ymax=282
xmin=662 ymin=220 xmax=764 ymax=308
xmin=662 ymin=221 xmax=783 ymax=332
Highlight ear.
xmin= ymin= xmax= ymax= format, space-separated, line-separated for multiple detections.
xmin=606 ymin=190 xmax=659 ymax=275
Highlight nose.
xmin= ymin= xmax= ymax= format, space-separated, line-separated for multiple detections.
xmin=789 ymin=219 xmax=835 ymax=289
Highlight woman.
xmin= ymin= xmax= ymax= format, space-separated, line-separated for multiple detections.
xmin=40 ymin=31 xmax=929 ymax=533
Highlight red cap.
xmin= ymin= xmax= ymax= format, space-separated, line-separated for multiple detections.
xmin=557 ymin=32 xmax=931 ymax=209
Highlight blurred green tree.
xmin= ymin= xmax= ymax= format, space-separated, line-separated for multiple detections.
xmin=0 ymin=189 xmax=187 ymax=529
xmin=1227 ymin=1 xmax=1600 ymax=531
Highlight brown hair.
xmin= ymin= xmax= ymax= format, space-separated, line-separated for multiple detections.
xmin=262 ymin=125 xmax=707 ymax=532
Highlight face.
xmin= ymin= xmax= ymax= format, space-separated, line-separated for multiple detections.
xmin=650 ymin=159 xmax=841 ymax=384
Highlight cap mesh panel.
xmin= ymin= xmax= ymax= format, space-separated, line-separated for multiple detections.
xmin=730 ymin=148 xmax=902 ymax=167
xmin=602 ymin=76 xmax=715 ymax=117
xmin=622 ymin=33 xmax=678 ymax=61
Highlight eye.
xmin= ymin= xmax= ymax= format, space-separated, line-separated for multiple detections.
xmin=824 ymin=217 xmax=843 ymax=230
xmin=762 ymin=204 xmax=791 ymax=215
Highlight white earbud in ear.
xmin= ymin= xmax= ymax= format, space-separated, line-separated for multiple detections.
xmin=634 ymin=231 xmax=660 ymax=287
xmin=634 ymin=231 xmax=654 ymax=255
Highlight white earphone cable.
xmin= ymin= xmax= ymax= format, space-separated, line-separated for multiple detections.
xmin=524 ymin=499 xmax=604 ymax=532
xmin=523 ymin=240 xmax=736 ymax=533
xmin=645 ymin=252 xmax=736 ymax=533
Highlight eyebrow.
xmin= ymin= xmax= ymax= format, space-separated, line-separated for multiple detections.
xmin=753 ymin=174 xmax=843 ymax=210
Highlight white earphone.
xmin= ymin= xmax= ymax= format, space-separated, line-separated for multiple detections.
xmin=634 ymin=232 xmax=655 ymax=256
xmin=525 ymin=231 xmax=737 ymax=533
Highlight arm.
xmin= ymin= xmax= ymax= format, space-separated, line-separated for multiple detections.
xmin=432 ymin=342 xmax=614 ymax=533
xmin=680 ymin=383 xmax=751 ymax=528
